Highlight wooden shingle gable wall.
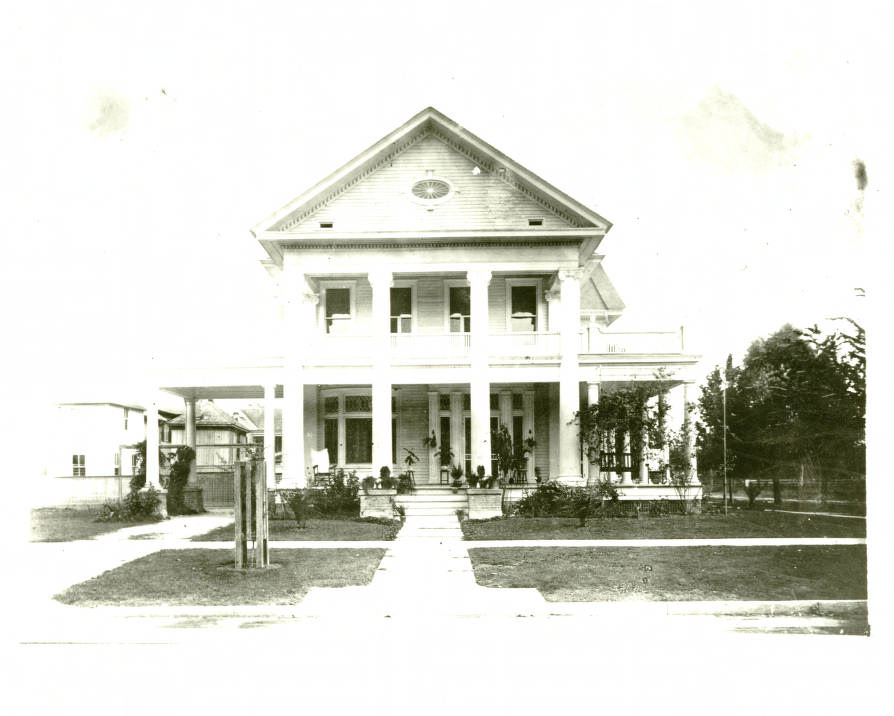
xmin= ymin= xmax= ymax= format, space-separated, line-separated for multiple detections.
xmin=282 ymin=135 xmax=577 ymax=234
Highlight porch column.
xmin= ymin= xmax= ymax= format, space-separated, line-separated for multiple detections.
xmin=450 ymin=391 xmax=463 ymax=476
xmin=184 ymin=397 xmax=197 ymax=486
xmin=282 ymin=380 xmax=305 ymax=487
xmin=557 ymin=269 xmax=583 ymax=484
xmin=372 ymin=380 xmax=392 ymax=474
xmin=545 ymin=288 xmax=561 ymax=333
xmin=264 ymin=383 xmax=276 ymax=488
xmin=469 ymin=269 xmax=492 ymax=477
xmin=146 ymin=397 xmax=160 ymax=489
xmin=523 ymin=391 xmax=535 ymax=482
xmin=639 ymin=407 xmax=650 ymax=484
xmin=683 ymin=383 xmax=700 ymax=485
xmin=428 ymin=391 xmax=440 ymax=484
xmin=369 ymin=269 xmax=393 ymax=473
xmin=548 ymin=383 xmax=559 ymax=479
xmin=281 ymin=268 xmax=316 ymax=488
xmin=499 ymin=391 xmax=513 ymax=433
xmin=620 ymin=431 xmax=633 ymax=485
xmin=586 ymin=382 xmax=601 ymax=485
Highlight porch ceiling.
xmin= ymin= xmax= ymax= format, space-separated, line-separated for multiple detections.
xmin=161 ymin=385 xmax=284 ymax=400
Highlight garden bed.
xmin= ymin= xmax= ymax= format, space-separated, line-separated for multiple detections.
xmin=191 ymin=517 xmax=402 ymax=542
xmin=468 ymin=545 xmax=867 ymax=602
xmin=461 ymin=510 xmax=865 ymax=540
xmin=54 ymin=548 xmax=386 ymax=606
xmin=30 ymin=507 xmax=161 ymax=543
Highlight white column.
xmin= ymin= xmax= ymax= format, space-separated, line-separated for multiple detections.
xmin=586 ymin=382 xmax=601 ymax=485
xmin=369 ymin=270 xmax=393 ymax=473
xmin=499 ymin=390 xmax=513 ymax=432
xmin=146 ymin=397 xmax=160 ymax=489
xmin=282 ymin=268 xmax=316 ymax=488
xmin=557 ymin=269 xmax=583 ymax=484
xmin=620 ymin=431 xmax=633 ymax=485
xmin=545 ymin=288 xmax=561 ymax=333
xmin=639 ymin=411 xmax=650 ymax=484
xmin=450 ymin=391 xmax=463 ymax=476
xmin=683 ymin=383 xmax=700 ymax=485
xmin=264 ymin=384 xmax=276 ymax=487
xmin=184 ymin=397 xmax=197 ymax=486
xmin=428 ymin=391 xmax=440 ymax=484
xmin=523 ymin=390 xmax=535 ymax=482
xmin=548 ymin=382 xmax=559 ymax=479
xmin=468 ymin=269 xmax=492 ymax=478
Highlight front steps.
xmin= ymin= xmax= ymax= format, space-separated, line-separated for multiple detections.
xmin=395 ymin=486 xmax=468 ymax=517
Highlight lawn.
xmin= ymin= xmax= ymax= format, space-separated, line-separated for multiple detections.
xmin=30 ymin=508 xmax=160 ymax=542
xmin=468 ymin=545 xmax=867 ymax=602
xmin=191 ymin=517 xmax=402 ymax=542
xmin=54 ymin=548 xmax=386 ymax=606
xmin=461 ymin=510 xmax=865 ymax=540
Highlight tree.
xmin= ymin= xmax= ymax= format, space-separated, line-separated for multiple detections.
xmin=129 ymin=440 xmax=167 ymax=492
xmin=696 ymin=321 xmax=865 ymax=505
xmin=166 ymin=445 xmax=197 ymax=515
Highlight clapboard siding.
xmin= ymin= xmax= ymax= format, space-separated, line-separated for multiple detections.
xmin=295 ymin=135 xmax=573 ymax=233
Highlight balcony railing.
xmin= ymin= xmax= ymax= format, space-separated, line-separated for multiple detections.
xmin=308 ymin=327 xmax=682 ymax=363
xmin=391 ymin=332 xmax=471 ymax=358
xmin=581 ymin=328 xmax=684 ymax=354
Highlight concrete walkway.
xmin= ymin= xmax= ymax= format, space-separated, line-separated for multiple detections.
xmin=298 ymin=515 xmax=546 ymax=617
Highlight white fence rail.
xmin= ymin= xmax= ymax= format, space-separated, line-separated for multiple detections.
xmin=581 ymin=328 xmax=683 ymax=354
xmin=488 ymin=332 xmax=561 ymax=358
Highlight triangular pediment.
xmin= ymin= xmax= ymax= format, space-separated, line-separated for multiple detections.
xmin=253 ymin=107 xmax=611 ymax=236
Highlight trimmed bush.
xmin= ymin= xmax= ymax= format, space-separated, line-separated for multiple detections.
xmin=97 ymin=486 xmax=163 ymax=522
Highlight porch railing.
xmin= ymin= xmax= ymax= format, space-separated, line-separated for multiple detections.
xmin=391 ymin=332 xmax=471 ymax=357
xmin=581 ymin=327 xmax=684 ymax=354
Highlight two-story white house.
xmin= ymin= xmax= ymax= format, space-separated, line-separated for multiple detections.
xmin=149 ymin=107 xmax=700 ymax=500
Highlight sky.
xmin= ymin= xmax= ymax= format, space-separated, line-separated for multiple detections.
xmin=4 ymin=0 xmax=888 ymax=412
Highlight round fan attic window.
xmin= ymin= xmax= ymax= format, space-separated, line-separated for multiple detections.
xmin=409 ymin=175 xmax=454 ymax=207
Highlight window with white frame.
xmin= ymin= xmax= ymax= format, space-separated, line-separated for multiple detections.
xmin=390 ymin=286 xmax=414 ymax=333
xmin=123 ymin=407 xmax=129 ymax=430
xmin=448 ymin=285 xmax=471 ymax=333
xmin=321 ymin=388 xmax=396 ymax=466
xmin=510 ymin=285 xmax=538 ymax=332
xmin=324 ymin=287 xmax=352 ymax=334
xmin=72 ymin=454 xmax=85 ymax=476
xmin=114 ymin=452 xmax=120 ymax=476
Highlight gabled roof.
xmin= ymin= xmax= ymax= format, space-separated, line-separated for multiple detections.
xmin=241 ymin=406 xmax=282 ymax=434
xmin=167 ymin=400 xmax=252 ymax=432
xmin=252 ymin=107 xmax=612 ymax=241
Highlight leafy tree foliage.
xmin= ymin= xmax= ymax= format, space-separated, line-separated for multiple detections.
xmin=696 ymin=320 xmax=865 ymax=502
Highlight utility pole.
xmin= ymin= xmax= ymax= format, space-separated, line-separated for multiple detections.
xmin=721 ymin=376 xmax=728 ymax=515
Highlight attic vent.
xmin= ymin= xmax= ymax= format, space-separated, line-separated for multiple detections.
xmin=319 ymin=221 xmax=333 ymax=229
xmin=528 ymin=218 xmax=543 ymax=226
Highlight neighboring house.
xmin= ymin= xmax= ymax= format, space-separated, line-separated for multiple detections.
xmin=151 ymin=107 xmax=701 ymax=500
xmin=167 ymin=399 xmax=253 ymax=468
xmin=240 ymin=405 xmax=283 ymax=477
xmin=41 ymin=401 xmax=175 ymax=507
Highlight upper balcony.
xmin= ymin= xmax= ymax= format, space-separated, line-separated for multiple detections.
xmin=302 ymin=326 xmax=685 ymax=366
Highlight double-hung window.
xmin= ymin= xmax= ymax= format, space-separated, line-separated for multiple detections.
xmin=390 ymin=287 xmax=413 ymax=333
xmin=324 ymin=288 xmax=352 ymax=334
xmin=510 ymin=285 xmax=538 ymax=332
xmin=448 ymin=286 xmax=471 ymax=333
xmin=72 ymin=454 xmax=85 ymax=476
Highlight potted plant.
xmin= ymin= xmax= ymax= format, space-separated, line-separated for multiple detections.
xmin=361 ymin=475 xmax=377 ymax=494
xmin=467 ymin=471 xmax=479 ymax=488
xmin=402 ymin=447 xmax=418 ymax=489
xmin=438 ymin=444 xmax=454 ymax=484
xmin=422 ymin=431 xmax=438 ymax=450
xmin=450 ymin=464 xmax=464 ymax=492
xmin=378 ymin=465 xmax=395 ymax=490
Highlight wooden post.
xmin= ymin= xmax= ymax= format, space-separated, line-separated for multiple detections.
xmin=254 ymin=461 xmax=267 ymax=568
xmin=234 ymin=463 xmax=245 ymax=569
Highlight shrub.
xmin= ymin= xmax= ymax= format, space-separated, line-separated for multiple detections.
xmin=513 ymin=481 xmax=572 ymax=517
xmin=314 ymin=469 xmax=360 ymax=516
xmin=166 ymin=446 xmax=198 ymax=516
xmin=97 ymin=486 xmax=163 ymax=522
xmin=285 ymin=488 xmax=312 ymax=527
xmin=361 ymin=476 xmax=377 ymax=493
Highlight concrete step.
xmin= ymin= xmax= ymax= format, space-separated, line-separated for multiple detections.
xmin=396 ymin=494 xmax=470 ymax=503
xmin=400 ymin=508 xmax=467 ymax=517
